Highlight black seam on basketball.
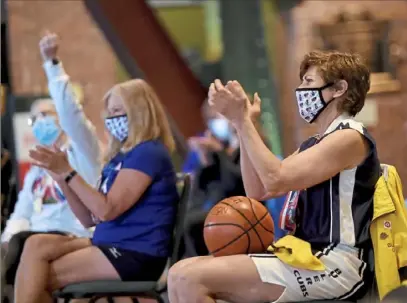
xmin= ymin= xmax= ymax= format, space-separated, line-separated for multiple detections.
xmin=204 ymin=213 xmax=267 ymax=255
xmin=204 ymin=223 xmax=247 ymax=228
xmin=247 ymin=197 xmax=275 ymax=234
xmin=245 ymin=197 xmax=268 ymax=251
xmin=220 ymin=201 xmax=266 ymax=252
xmin=204 ymin=222 xmax=251 ymax=255
xmin=215 ymin=202 xmax=268 ymax=254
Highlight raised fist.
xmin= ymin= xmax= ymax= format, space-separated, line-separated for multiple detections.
xmin=39 ymin=32 xmax=59 ymax=62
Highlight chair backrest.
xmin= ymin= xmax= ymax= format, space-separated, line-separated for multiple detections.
xmin=169 ymin=173 xmax=192 ymax=267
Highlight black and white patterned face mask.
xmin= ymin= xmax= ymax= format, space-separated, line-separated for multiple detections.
xmin=105 ymin=114 xmax=129 ymax=142
xmin=295 ymin=83 xmax=334 ymax=123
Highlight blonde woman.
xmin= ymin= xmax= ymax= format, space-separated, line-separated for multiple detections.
xmin=14 ymin=79 xmax=179 ymax=303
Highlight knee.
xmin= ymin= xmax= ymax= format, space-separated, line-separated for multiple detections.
xmin=168 ymin=258 xmax=204 ymax=291
xmin=168 ymin=258 xmax=213 ymax=303
xmin=22 ymin=234 xmax=56 ymax=261
xmin=168 ymin=260 xmax=192 ymax=288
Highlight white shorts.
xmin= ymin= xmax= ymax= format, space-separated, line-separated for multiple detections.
xmin=250 ymin=243 xmax=370 ymax=303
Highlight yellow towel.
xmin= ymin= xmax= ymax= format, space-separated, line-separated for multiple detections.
xmin=267 ymin=235 xmax=325 ymax=271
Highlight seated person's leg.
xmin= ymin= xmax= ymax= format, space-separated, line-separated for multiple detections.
xmin=168 ymin=255 xmax=284 ymax=303
xmin=15 ymin=233 xmax=167 ymax=303
xmin=3 ymin=230 xmax=69 ymax=285
xmin=14 ymin=234 xmax=117 ymax=303
xmin=168 ymin=245 xmax=369 ymax=303
xmin=3 ymin=231 xmax=41 ymax=285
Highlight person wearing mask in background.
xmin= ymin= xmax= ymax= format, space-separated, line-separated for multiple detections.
xmin=182 ymin=101 xmax=242 ymax=255
xmin=193 ymin=119 xmax=242 ymax=207
xmin=14 ymin=75 xmax=179 ymax=302
xmin=1 ymin=32 xmax=102 ymax=298
xmin=185 ymin=101 xmax=243 ymax=208
xmin=1 ymin=99 xmax=98 ymax=243
xmin=203 ymin=99 xmax=287 ymax=242
xmin=1 ymin=99 xmax=97 ymax=298
xmin=183 ymin=98 xmax=262 ymax=256
xmin=183 ymin=95 xmax=286 ymax=257
xmin=182 ymin=102 xmax=229 ymax=175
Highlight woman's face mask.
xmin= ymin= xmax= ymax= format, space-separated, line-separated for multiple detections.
xmin=105 ymin=114 xmax=129 ymax=142
xmin=295 ymin=83 xmax=334 ymax=123
xmin=208 ymin=118 xmax=231 ymax=141
xmin=32 ymin=116 xmax=62 ymax=146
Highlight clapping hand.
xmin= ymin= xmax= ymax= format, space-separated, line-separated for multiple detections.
xmin=29 ymin=145 xmax=72 ymax=182
xmin=208 ymin=79 xmax=262 ymax=126
xmin=249 ymin=92 xmax=262 ymax=121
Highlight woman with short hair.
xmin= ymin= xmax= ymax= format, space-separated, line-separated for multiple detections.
xmin=168 ymin=50 xmax=380 ymax=303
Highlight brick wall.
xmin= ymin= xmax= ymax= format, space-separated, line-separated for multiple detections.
xmin=8 ymin=1 xmax=117 ymax=140
xmin=280 ymin=0 xmax=407 ymax=195
xmin=7 ymin=1 xmax=407 ymax=194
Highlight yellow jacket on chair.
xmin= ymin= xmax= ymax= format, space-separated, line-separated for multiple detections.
xmin=370 ymin=164 xmax=407 ymax=300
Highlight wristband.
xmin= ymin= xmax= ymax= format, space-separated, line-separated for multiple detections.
xmin=64 ymin=170 xmax=77 ymax=184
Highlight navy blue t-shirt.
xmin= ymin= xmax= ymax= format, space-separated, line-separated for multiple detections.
xmin=92 ymin=140 xmax=179 ymax=257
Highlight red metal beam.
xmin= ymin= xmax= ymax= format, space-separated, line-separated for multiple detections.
xmin=84 ymin=0 xmax=206 ymax=139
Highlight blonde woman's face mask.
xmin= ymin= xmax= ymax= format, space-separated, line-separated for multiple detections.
xmin=105 ymin=93 xmax=128 ymax=142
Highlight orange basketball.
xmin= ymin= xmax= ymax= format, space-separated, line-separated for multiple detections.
xmin=204 ymin=196 xmax=275 ymax=257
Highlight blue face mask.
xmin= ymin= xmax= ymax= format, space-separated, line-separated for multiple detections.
xmin=32 ymin=116 xmax=62 ymax=146
xmin=208 ymin=118 xmax=231 ymax=141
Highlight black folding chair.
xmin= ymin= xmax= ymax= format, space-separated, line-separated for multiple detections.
xmin=52 ymin=173 xmax=191 ymax=303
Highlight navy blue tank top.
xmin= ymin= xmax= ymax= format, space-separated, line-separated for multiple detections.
xmin=293 ymin=115 xmax=380 ymax=249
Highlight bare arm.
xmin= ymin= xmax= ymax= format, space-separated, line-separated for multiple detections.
xmin=239 ymin=135 xmax=267 ymax=200
xmin=237 ymin=94 xmax=269 ymax=200
xmin=56 ymin=180 xmax=94 ymax=228
xmin=239 ymin=136 xmax=298 ymax=200
xmin=235 ymin=116 xmax=369 ymax=198
xmin=67 ymin=169 xmax=152 ymax=221
xmin=29 ymin=139 xmax=155 ymax=223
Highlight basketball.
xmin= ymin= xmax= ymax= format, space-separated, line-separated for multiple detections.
xmin=204 ymin=196 xmax=275 ymax=257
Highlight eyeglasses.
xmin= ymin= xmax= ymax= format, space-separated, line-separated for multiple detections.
xmin=28 ymin=110 xmax=55 ymax=126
